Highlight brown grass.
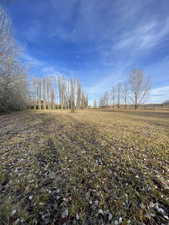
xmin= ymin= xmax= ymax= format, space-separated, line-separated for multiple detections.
xmin=0 ymin=109 xmax=169 ymax=225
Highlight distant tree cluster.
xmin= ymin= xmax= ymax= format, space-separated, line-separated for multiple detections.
xmin=29 ymin=76 xmax=88 ymax=112
xmin=0 ymin=6 xmax=27 ymax=112
xmin=97 ymin=69 xmax=151 ymax=110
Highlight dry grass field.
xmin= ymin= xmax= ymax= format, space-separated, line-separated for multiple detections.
xmin=0 ymin=110 xmax=169 ymax=225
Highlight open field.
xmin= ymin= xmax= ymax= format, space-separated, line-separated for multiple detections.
xmin=0 ymin=110 xmax=169 ymax=225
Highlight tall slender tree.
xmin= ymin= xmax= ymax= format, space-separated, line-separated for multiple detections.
xmin=121 ymin=82 xmax=129 ymax=109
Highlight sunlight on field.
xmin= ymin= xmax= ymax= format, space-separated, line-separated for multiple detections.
xmin=0 ymin=110 xmax=169 ymax=225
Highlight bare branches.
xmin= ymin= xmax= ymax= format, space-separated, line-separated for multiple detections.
xmin=0 ymin=5 xmax=27 ymax=112
xmin=99 ymin=91 xmax=109 ymax=107
xmin=29 ymin=75 xmax=88 ymax=112
xmin=98 ymin=69 xmax=151 ymax=110
xmin=128 ymin=69 xmax=151 ymax=109
xmin=121 ymin=82 xmax=129 ymax=109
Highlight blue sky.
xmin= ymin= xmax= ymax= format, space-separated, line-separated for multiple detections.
xmin=2 ymin=0 xmax=169 ymax=103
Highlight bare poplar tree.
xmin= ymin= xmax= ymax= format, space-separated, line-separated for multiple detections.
xmin=76 ymin=80 xmax=82 ymax=110
xmin=66 ymin=79 xmax=71 ymax=110
xmin=121 ymin=82 xmax=129 ymax=109
xmin=51 ymin=87 xmax=55 ymax=110
xmin=117 ymin=83 xmax=122 ymax=109
xmin=46 ymin=77 xmax=52 ymax=110
xmin=38 ymin=79 xmax=42 ymax=110
xmin=81 ymin=93 xmax=88 ymax=109
xmin=99 ymin=91 xmax=109 ymax=107
xmin=42 ymin=77 xmax=47 ymax=110
xmin=32 ymin=78 xmax=38 ymax=109
xmin=128 ymin=69 xmax=151 ymax=109
xmin=70 ymin=78 xmax=75 ymax=112
xmin=58 ymin=76 xmax=63 ymax=110
xmin=111 ymin=87 xmax=115 ymax=109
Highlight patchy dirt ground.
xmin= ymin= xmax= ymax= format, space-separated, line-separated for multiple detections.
xmin=0 ymin=110 xmax=169 ymax=225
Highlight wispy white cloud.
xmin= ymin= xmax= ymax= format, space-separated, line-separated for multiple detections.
xmin=21 ymin=53 xmax=64 ymax=78
xmin=22 ymin=53 xmax=43 ymax=67
xmin=49 ymin=0 xmax=146 ymax=43
xmin=115 ymin=18 xmax=169 ymax=51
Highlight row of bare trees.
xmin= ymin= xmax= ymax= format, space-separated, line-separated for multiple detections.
xmin=0 ymin=5 xmax=28 ymax=112
xmin=97 ymin=69 xmax=151 ymax=110
xmin=29 ymin=76 xmax=88 ymax=112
